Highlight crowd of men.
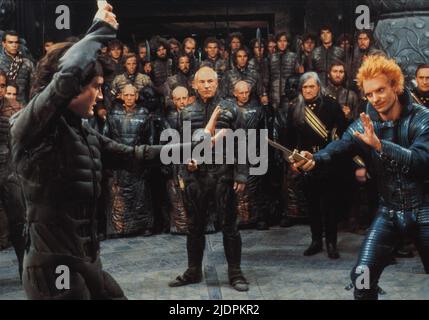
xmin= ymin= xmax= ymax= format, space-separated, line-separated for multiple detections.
xmin=1 ymin=2 xmax=429 ymax=299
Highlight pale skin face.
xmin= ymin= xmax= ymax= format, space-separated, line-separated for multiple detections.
xmin=5 ymin=85 xmax=17 ymax=102
xmin=123 ymin=46 xmax=130 ymax=55
xmin=125 ymin=56 xmax=137 ymax=75
xmin=362 ymin=74 xmax=401 ymax=121
xmin=109 ymin=46 xmax=122 ymax=60
xmin=3 ymin=35 xmax=19 ymax=57
xmin=277 ymin=35 xmax=288 ymax=52
xmin=139 ymin=47 xmax=147 ymax=60
xmin=329 ymin=65 xmax=346 ymax=86
xmin=170 ymin=43 xmax=180 ymax=54
xmin=358 ymin=33 xmax=371 ymax=50
xmin=233 ymin=81 xmax=251 ymax=106
xmin=253 ymin=43 xmax=264 ymax=59
xmin=68 ymin=76 xmax=103 ymax=119
xmin=193 ymin=67 xmax=218 ymax=102
xmin=143 ymin=62 xmax=152 ymax=74
xmin=320 ymin=30 xmax=333 ymax=47
xmin=121 ymin=86 xmax=138 ymax=109
xmin=178 ymin=56 xmax=190 ymax=74
xmin=302 ymin=39 xmax=315 ymax=54
xmin=267 ymin=41 xmax=276 ymax=54
xmin=184 ymin=40 xmax=195 ymax=55
xmin=157 ymin=45 xmax=167 ymax=59
xmin=230 ymin=37 xmax=241 ymax=51
xmin=235 ymin=50 xmax=248 ymax=69
xmin=172 ymin=87 xmax=189 ymax=110
xmin=301 ymin=77 xmax=320 ymax=101
xmin=416 ymin=68 xmax=429 ymax=93
xmin=205 ymin=42 xmax=219 ymax=59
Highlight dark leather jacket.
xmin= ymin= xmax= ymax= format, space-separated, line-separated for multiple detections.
xmin=324 ymin=82 xmax=360 ymax=120
xmin=152 ymin=58 xmax=173 ymax=94
xmin=411 ymin=88 xmax=429 ymax=108
xmin=266 ymin=50 xmax=300 ymax=108
xmin=220 ymin=64 xmax=260 ymax=100
xmin=201 ymin=57 xmax=228 ymax=82
xmin=179 ymin=94 xmax=248 ymax=183
xmin=311 ymin=45 xmax=345 ymax=84
xmin=164 ymin=71 xmax=194 ymax=109
xmin=10 ymin=19 xmax=164 ymax=263
xmin=314 ymin=90 xmax=429 ymax=212
xmin=0 ymin=49 xmax=34 ymax=104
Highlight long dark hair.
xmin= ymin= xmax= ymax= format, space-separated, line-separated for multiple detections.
xmin=31 ymin=42 xmax=113 ymax=99
xmin=31 ymin=42 xmax=74 ymax=99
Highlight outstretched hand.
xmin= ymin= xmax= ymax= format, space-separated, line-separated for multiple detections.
xmin=353 ymin=113 xmax=381 ymax=151
xmin=204 ymin=105 xmax=222 ymax=136
xmin=95 ymin=1 xmax=119 ymax=29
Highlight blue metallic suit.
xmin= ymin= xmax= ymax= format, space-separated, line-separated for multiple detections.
xmin=313 ymin=91 xmax=429 ymax=299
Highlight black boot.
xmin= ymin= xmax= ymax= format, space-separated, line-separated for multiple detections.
xmin=326 ymin=242 xmax=340 ymax=259
xmin=169 ymin=234 xmax=205 ymax=287
xmin=228 ymin=266 xmax=249 ymax=292
xmin=256 ymin=220 xmax=269 ymax=230
xmin=280 ymin=216 xmax=294 ymax=228
xmin=304 ymin=240 xmax=323 ymax=256
xmin=168 ymin=267 xmax=202 ymax=287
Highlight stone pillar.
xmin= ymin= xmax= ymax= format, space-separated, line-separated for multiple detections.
xmin=368 ymin=0 xmax=429 ymax=84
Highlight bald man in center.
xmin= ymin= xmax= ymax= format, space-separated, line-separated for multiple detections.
xmin=169 ymin=66 xmax=250 ymax=291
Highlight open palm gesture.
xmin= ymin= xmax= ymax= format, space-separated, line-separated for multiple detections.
xmin=353 ymin=113 xmax=382 ymax=151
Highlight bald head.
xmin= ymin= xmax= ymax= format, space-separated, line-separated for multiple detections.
xmin=121 ymin=84 xmax=138 ymax=109
xmin=193 ymin=66 xmax=218 ymax=102
xmin=233 ymin=80 xmax=251 ymax=106
xmin=172 ymin=86 xmax=189 ymax=110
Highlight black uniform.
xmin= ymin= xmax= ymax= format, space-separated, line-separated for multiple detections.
xmin=176 ymin=93 xmax=248 ymax=284
xmin=235 ymin=99 xmax=270 ymax=229
xmin=152 ymin=57 xmax=173 ymax=96
xmin=248 ymin=56 xmax=270 ymax=100
xmin=104 ymin=104 xmax=154 ymax=237
xmin=311 ymin=45 xmax=345 ymax=86
xmin=220 ymin=62 xmax=260 ymax=101
xmin=284 ymin=94 xmax=348 ymax=250
xmin=10 ymin=19 xmax=170 ymax=300
xmin=324 ymin=81 xmax=360 ymax=121
xmin=0 ymin=98 xmax=26 ymax=278
xmin=411 ymin=88 xmax=429 ymax=108
xmin=201 ymin=57 xmax=228 ymax=82
xmin=164 ymin=70 xmax=194 ymax=109
xmin=142 ymin=86 xmax=172 ymax=233
xmin=266 ymin=50 xmax=300 ymax=109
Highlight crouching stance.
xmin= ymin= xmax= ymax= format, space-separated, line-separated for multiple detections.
xmin=291 ymin=55 xmax=429 ymax=299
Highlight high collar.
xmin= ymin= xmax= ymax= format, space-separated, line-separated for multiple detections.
xmin=327 ymin=81 xmax=342 ymax=92
xmin=196 ymin=93 xmax=220 ymax=107
xmin=415 ymin=88 xmax=429 ymax=98
xmin=304 ymin=95 xmax=321 ymax=106
xmin=63 ymin=108 xmax=84 ymax=128
xmin=1 ymin=48 xmax=19 ymax=60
